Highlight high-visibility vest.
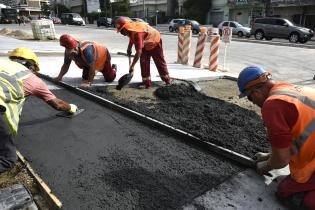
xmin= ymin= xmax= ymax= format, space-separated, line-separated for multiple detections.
xmin=0 ymin=60 xmax=31 ymax=135
xmin=127 ymin=22 xmax=161 ymax=50
xmin=72 ymin=41 xmax=107 ymax=71
xmin=267 ymin=82 xmax=315 ymax=183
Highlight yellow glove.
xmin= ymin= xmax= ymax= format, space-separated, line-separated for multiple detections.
xmin=69 ymin=104 xmax=78 ymax=114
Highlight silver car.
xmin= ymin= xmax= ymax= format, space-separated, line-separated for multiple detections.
xmin=168 ymin=18 xmax=185 ymax=32
xmin=218 ymin=21 xmax=251 ymax=37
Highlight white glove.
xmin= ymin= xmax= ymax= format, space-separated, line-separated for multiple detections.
xmin=69 ymin=104 xmax=78 ymax=114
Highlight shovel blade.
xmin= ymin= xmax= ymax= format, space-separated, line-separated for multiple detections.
xmin=116 ymin=73 xmax=133 ymax=90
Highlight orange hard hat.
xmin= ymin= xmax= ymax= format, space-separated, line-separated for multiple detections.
xmin=115 ymin=17 xmax=130 ymax=32
xmin=59 ymin=34 xmax=78 ymax=49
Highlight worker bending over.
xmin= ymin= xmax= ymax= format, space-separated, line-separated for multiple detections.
xmin=0 ymin=48 xmax=77 ymax=173
xmin=238 ymin=66 xmax=315 ymax=210
xmin=55 ymin=34 xmax=117 ymax=88
xmin=115 ymin=17 xmax=170 ymax=88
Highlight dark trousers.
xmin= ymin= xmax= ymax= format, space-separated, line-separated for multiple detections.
xmin=82 ymin=49 xmax=116 ymax=82
xmin=140 ymin=39 xmax=170 ymax=87
xmin=0 ymin=114 xmax=17 ymax=173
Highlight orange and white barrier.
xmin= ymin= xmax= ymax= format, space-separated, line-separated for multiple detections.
xmin=182 ymin=25 xmax=192 ymax=65
xmin=177 ymin=26 xmax=185 ymax=63
xmin=193 ymin=27 xmax=207 ymax=68
xmin=209 ymin=34 xmax=220 ymax=72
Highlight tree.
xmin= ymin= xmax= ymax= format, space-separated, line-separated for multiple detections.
xmin=99 ymin=0 xmax=111 ymax=16
xmin=111 ymin=0 xmax=131 ymax=17
xmin=41 ymin=3 xmax=50 ymax=16
xmin=183 ymin=0 xmax=211 ymax=24
xmin=51 ymin=3 xmax=70 ymax=17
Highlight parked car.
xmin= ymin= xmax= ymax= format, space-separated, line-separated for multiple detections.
xmin=51 ymin=17 xmax=61 ymax=24
xmin=60 ymin=13 xmax=85 ymax=26
xmin=168 ymin=18 xmax=185 ymax=32
xmin=130 ymin=17 xmax=149 ymax=25
xmin=173 ymin=20 xmax=201 ymax=34
xmin=218 ymin=21 xmax=251 ymax=37
xmin=251 ymin=17 xmax=314 ymax=43
xmin=97 ymin=17 xmax=112 ymax=27
xmin=111 ymin=16 xmax=132 ymax=27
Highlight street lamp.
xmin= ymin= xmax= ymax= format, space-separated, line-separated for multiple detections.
xmin=155 ymin=10 xmax=159 ymax=28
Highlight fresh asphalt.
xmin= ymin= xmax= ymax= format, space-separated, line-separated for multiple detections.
xmin=16 ymin=88 xmax=243 ymax=209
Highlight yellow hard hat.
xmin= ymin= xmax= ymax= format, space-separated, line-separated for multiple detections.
xmin=9 ymin=48 xmax=40 ymax=71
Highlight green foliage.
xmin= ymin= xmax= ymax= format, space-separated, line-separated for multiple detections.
xmin=111 ymin=0 xmax=131 ymax=17
xmin=41 ymin=3 xmax=50 ymax=16
xmin=183 ymin=0 xmax=211 ymax=24
xmin=51 ymin=3 xmax=70 ymax=17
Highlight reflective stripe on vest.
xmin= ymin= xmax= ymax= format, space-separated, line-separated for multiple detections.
xmin=267 ymin=83 xmax=315 ymax=183
xmin=0 ymin=60 xmax=30 ymax=135
xmin=269 ymin=89 xmax=315 ymax=154
xmin=142 ymin=76 xmax=151 ymax=81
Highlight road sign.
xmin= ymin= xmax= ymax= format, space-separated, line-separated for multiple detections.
xmin=222 ymin=26 xmax=232 ymax=43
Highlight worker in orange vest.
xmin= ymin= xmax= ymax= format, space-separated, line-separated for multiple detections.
xmin=115 ymin=17 xmax=171 ymax=88
xmin=55 ymin=34 xmax=117 ymax=88
xmin=238 ymin=66 xmax=315 ymax=210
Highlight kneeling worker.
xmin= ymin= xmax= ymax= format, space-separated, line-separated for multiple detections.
xmin=55 ymin=34 xmax=117 ymax=88
xmin=0 ymin=47 xmax=78 ymax=173
xmin=238 ymin=66 xmax=315 ymax=210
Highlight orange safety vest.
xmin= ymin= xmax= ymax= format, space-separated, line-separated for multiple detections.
xmin=125 ymin=22 xmax=160 ymax=50
xmin=266 ymin=83 xmax=315 ymax=183
xmin=74 ymin=41 xmax=107 ymax=71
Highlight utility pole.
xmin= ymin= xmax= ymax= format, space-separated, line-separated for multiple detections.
xmin=265 ymin=0 xmax=271 ymax=17
xmin=143 ymin=0 xmax=145 ymax=21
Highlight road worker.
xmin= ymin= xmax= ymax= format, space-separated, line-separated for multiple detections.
xmin=115 ymin=17 xmax=171 ymax=88
xmin=0 ymin=48 xmax=77 ymax=173
xmin=237 ymin=66 xmax=315 ymax=210
xmin=55 ymin=34 xmax=117 ymax=88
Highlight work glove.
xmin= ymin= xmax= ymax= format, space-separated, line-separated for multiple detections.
xmin=256 ymin=160 xmax=272 ymax=176
xmin=69 ymin=104 xmax=78 ymax=114
xmin=79 ymin=81 xmax=91 ymax=88
xmin=53 ymin=76 xmax=62 ymax=82
xmin=255 ymin=152 xmax=271 ymax=162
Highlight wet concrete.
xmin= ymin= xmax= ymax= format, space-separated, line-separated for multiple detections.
xmin=87 ymin=83 xmax=270 ymax=158
xmin=16 ymin=89 xmax=243 ymax=210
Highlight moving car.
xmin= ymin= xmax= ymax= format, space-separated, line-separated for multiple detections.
xmin=97 ymin=17 xmax=112 ymax=27
xmin=218 ymin=21 xmax=251 ymax=37
xmin=173 ymin=20 xmax=201 ymax=34
xmin=60 ymin=13 xmax=85 ymax=26
xmin=168 ymin=18 xmax=185 ymax=32
xmin=251 ymin=17 xmax=314 ymax=43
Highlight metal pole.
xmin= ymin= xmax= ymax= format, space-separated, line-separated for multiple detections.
xmin=143 ymin=0 xmax=145 ymax=21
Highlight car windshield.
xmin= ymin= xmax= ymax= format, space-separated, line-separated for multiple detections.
xmin=190 ymin=20 xmax=199 ymax=25
xmin=284 ymin=19 xmax=294 ymax=26
xmin=73 ymin=14 xmax=81 ymax=18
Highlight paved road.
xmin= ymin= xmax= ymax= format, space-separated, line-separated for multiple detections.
xmin=1 ymin=23 xmax=315 ymax=87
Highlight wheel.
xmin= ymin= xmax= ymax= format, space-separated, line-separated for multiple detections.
xmin=237 ymin=31 xmax=244 ymax=37
xmin=254 ymin=31 xmax=264 ymax=40
xmin=169 ymin=26 xmax=174 ymax=32
xmin=289 ymin=33 xmax=299 ymax=43
xmin=299 ymin=38 xmax=308 ymax=44
xmin=192 ymin=29 xmax=198 ymax=34
xmin=97 ymin=23 xmax=100 ymax=27
xmin=265 ymin=37 xmax=273 ymax=41
xmin=219 ymin=29 xmax=222 ymax=36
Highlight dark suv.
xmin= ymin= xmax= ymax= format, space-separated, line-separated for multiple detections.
xmin=97 ymin=17 xmax=112 ymax=27
xmin=251 ymin=17 xmax=314 ymax=43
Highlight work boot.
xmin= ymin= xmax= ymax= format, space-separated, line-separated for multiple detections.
xmin=276 ymin=192 xmax=307 ymax=210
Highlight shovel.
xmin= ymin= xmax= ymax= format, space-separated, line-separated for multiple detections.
xmin=116 ymin=54 xmax=133 ymax=90
xmin=158 ymin=76 xmax=201 ymax=92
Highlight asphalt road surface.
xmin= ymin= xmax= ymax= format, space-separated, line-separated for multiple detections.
xmin=16 ymin=88 xmax=243 ymax=210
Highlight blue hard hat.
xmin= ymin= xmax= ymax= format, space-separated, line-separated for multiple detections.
xmin=237 ymin=66 xmax=267 ymax=98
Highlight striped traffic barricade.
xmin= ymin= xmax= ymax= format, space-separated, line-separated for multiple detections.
xmin=193 ymin=27 xmax=207 ymax=68
xmin=177 ymin=26 xmax=185 ymax=63
xmin=182 ymin=25 xmax=192 ymax=65
xmin=209 ymin=34 xmax=220 ymax=72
